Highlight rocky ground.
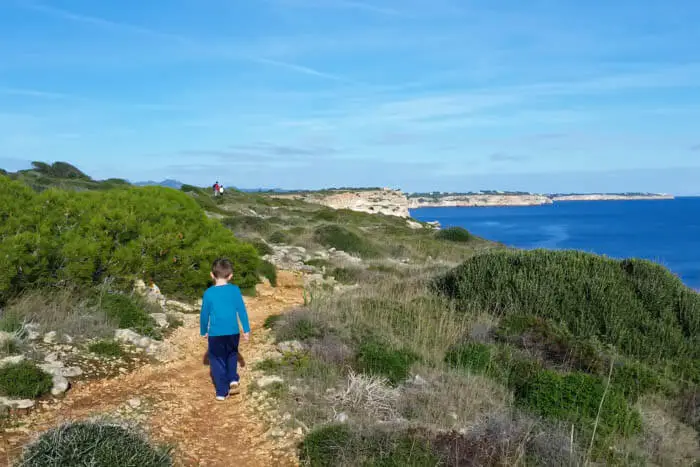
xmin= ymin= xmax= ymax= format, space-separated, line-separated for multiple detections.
xmin=0 ymin=271 xmax=305 ymax=467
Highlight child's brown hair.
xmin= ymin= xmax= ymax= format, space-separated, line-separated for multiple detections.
xmin=211 ymin=258 xmax=233 ymax=279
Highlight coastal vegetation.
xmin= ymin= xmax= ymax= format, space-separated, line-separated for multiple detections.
xmin=1 ymin=162 xmax=697 ymax=465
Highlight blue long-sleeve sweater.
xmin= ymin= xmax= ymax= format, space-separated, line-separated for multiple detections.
xmin=199 ymin=284 xmax=251 ymax=337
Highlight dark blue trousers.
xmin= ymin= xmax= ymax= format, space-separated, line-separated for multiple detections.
xmin=208 ymin=334 xmax=240 ymax=397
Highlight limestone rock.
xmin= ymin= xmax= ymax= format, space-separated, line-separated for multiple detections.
xmin=24 ymin=323 xmax=41 ymax=341
xmin=165 ymin=300 xmax=197 ymax=313
xmin=150 ymin=313 xmax=169 ymax=328
xmin=258 ymin=375 xmax=284 ymax=388
xmin=0 ymin=355 xmax=25 ymax=367
xmin=51 ymin=375 xmax=70 ymax=396
xmin=334 ymin=412 xmax=349 ymax=423
xmin=44 ymin=352 xmax=59 ymax=363
xmin=43 ymin=331 xmax=57 ymax=344
xmin=128 ymin=398 xmax=142 ymax=409
xmin=276 ymin=341 xmax=305 ymax=354
xmin=0 ymin=397 xmax=35 ymax=410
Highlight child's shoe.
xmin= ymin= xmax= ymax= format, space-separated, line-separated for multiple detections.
xmin=229 ymin=381 xmax=240 ymax=394
xmin=215 ymin=396 xmax=226 ymax=401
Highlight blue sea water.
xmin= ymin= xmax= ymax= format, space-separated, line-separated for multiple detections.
xmin=411 ymin=198 xmax=700 ymax=290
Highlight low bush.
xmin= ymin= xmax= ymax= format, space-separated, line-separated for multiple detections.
xmin=222 ymin=215 xmax=273 ymax=235
xmin=99 ymin=293 xmax=161 ymax=340
xmin=300 ymin=424 xmax=437 ymax=467
xmin=273 ymin=310 xmax=325 ymax=342
xmin=0 ymin=177 xmax=260 ymax=304
xmin=433 ymin=250 xmax=700 ymax=375
xmin=88 ymin=340 xmax=124 ymax=357
xmin=0 ymin=361 xmax=53 ymax=399
xmin=267 ymin=230 xmax=289 ymax=244
xmin=263 ymin=314 xmax=283 ymax=330
xmin=166 ymin=314 xmax=184 ymax=329
xmin=17 ymin=421 xmax=173 ymax=467
xmin=435 ymin=227 xmax=473 ymax=243
xmin=330 ymin=267 xmax=364 ymax=285
xmin=258 ymin=260 xmax=277 ymax=287
xmin=515 ymin=369 xmax=642 ymax=438
xmin=444 ymin=342 xmax=492 ymax=373
xmin=314 ymin=225 xmax=379 ymax=258
xmin=0 ymin=310 xmax=23 ymax=333
xmin=356 ymin=339 xmax=419 ymax=386
xmin=250 ymin=239 xmax=273 ymax=256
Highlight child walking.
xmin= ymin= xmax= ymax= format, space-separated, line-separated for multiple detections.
xmin=200 ymin=258 xmax=250 ymax=401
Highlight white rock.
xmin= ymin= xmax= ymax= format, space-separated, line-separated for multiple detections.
xmin=150 ymin=313 xmax=169 ymax=328
xmin=258 ymin=375 xmax=284 ymax=388
xmin=128 ymin=398 xmax=142 ymax=409
xmin=24 ymin=323 xmax=41 ymax=341
xmin=412 ymin=374 xmax=428 ymax=386
xmin=165 ymin=300 xmax=197 ymax=313
xmin=334 ymin=412 xmax=349 ymax=423
xmin=293 ymin=427 xmax=304 ymax=436
xmin=62 ymin=366 xmax=83 ymax=378
xmin=0 ymin=331 xmax=15 ymax=346
xmin=277 ymin=341 xmax=305 ymax=354
xmin=0 ymin=355 xmax=25 ymax=367
xmin=268 ymin=428 xmax=285 ymax=438
xmin=43 ymin=331 xmax=57 ymax=345
xmin=0 ymin=397 xmax=35 ymax=410
xmin=51 ymin=375 xmax=69 ymax=396
xmin=406 ymin=220 xmax=423 ymax=229
xmin=44 ymin=352 xmax=59 ymax=363
xmin=133 ymin=279 xmax=147 ymax=293
xmin=114 ymin=329 xmax=141 ymax=343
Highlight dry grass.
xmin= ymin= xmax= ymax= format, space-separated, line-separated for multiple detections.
xmin=5 ymin=289 xmax=115 ymax=340
xmin=400 ymin=366 xmax=512 ymax=430
xmin=330 ymin=371 xmax=400 ymax=421
xmin=637 ymin=396 xmax=700 ymax=466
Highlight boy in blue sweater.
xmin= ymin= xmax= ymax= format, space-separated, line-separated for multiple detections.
xmin=200 ymin=258 xmax=251 ymax=401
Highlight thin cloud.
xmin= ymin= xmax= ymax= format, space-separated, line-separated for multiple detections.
xmin=0 ymin=86 xmax=73 ymax=99
xmin=21 ymin=1 xmax=347 ymax=82
xmin=690 ymin=144 xmax=700 ymax=152
xmin=274 ymin=0 xmax=403 ymax=16
xmin=489 ymin=153 xmax=527 ymax=162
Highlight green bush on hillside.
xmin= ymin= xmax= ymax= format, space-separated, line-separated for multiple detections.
xmin=0 ymin=177 xmax=260 ymax=303
xmin=88 ymin=340 xmax=124 ymax=357
xmin=515 ymin=369 xmax=642 ymax=438
xmin=268 ymin=230 xmax=290 ymax=244
xmin=356 ymin=339 xmax=419 ymax=386
xmin=17 ymin=421 xmax=172 ymax=467
xmin=0 ymin=361 xmax=53 ymax=399
xmin=99 ymin=293 xmax=161 ymax=339
xmin=433 ymin=250 xmax=700 ymax=374
xmin=258 ymin=260 xmax=278 ymax=287
xmin=314 ymin=225 xmax=379 ymax=258
xmin=435 ymin=227 xmax=473 ymax=243
xmin=444 ymin=342 xmax=493 ymax=373
xmin=300 ymin=424 xmax=438 ymax=467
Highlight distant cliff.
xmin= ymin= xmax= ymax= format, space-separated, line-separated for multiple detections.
xmin=550 ymin=193 xmax=674 ymax=202
xmin=272 ymin=189 xmax=410 ymax=218
xmin=408 ymin=194 xmax=553 ymax=208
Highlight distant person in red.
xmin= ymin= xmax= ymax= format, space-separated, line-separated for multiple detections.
xmin=213 ymin=181 xmax=220 ymax=196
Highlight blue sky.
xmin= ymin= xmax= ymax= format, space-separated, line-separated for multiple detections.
xmin=1 ymin=0 xmax=699 ymax=193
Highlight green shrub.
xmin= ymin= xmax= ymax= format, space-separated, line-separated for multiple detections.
xmin=515 ymin=369 xmax=642 ymax=438
xmin=496 ymin=314 xmax=608 ymax=374
xmin=17 ymin=421 xmax=172 ymax=467
xmin=99 ymin=293 xmax=161 ymax=339
xmin=0 ymin=310 xmax=23 ymax=333
xmin=0 ymin=178 xmax=260 ymax=303
xmin=331 ymin=267 xmax=364 ymax=285
xmin=0 ymin=361 xmax=53 ymax=398
xmin=435 ymin=226 xmax=473 ymax=243
xmin=305 ymin=258 xmax=330 ymax=270
xmin=166 ymin=314 xmax=184 ymax=329
xmin=258 ymin=260 xmax=277 ymax=287
xmin=314 ymin=225 xmax=379 ymax=258
xmin=250 ymin=239 xmax=273 ymax=256
xmin=433 ymin=250 xmax=700 ymax=375
xmin=222 ymin=215 xmax=272 ymax=235
xmin=263 ymin=314 xmax=283 ymax=329
xmin=268 ymin=230 xmax=289 ymax=244
xmin=88 ymin=340 xmax=124 ymax=357
xmin=300 ymin=425 xmax=438 ymax=467
xmin=356 ymin=340 xmax=419 ymax=385
xmin=444 ymin=342 xmax=493 ymax=373
xmin=300 ymin=424 xmax=352 ymax=466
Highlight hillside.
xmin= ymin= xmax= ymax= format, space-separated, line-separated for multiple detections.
xmin=1 ymin=164 xmax=698 ymax=466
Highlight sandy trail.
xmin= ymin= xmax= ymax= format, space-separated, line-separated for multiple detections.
xmin=0 ymin=272 xmax=304 ymax=467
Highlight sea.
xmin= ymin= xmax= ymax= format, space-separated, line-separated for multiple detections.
xmin=411 ymin=197 xmax=700 ymax=290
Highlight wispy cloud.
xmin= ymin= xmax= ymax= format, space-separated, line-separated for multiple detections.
xmin=0 ymin=86 xmax=72 ymax=99
xmin=180 ymin=142 xmax=342 ymax=163
xmin=20 ymin=1 xmax=347 ymax=81
xmin=489 ymin=153 xmax=527 ymax=163
xmin=273 ymin=0 xmax=403 ymax=16
xmin=690 ymin=144 xmax=700 ymax=152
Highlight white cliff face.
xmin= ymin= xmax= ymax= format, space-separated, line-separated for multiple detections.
xmin=274 ymin=189 xmax=411 ymax=218
xmin=550 ymin=194 xmax=674 ymax=202
xmin=408 ymin=194 xmax=553 ymax=208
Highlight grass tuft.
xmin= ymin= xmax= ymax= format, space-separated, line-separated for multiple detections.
xmin=435 ymin=226 xmax=473 ymax=243
xmin=0 ymin=361 xmax=53 ymax=399
xmin=88 ymin=340 xmax=124 ymax=357
xmin=356 ymin=339 xmax=419 ymax=386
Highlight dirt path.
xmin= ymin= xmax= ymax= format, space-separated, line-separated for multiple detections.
xmin=0 ymin=272 xmax=305 ymax=467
